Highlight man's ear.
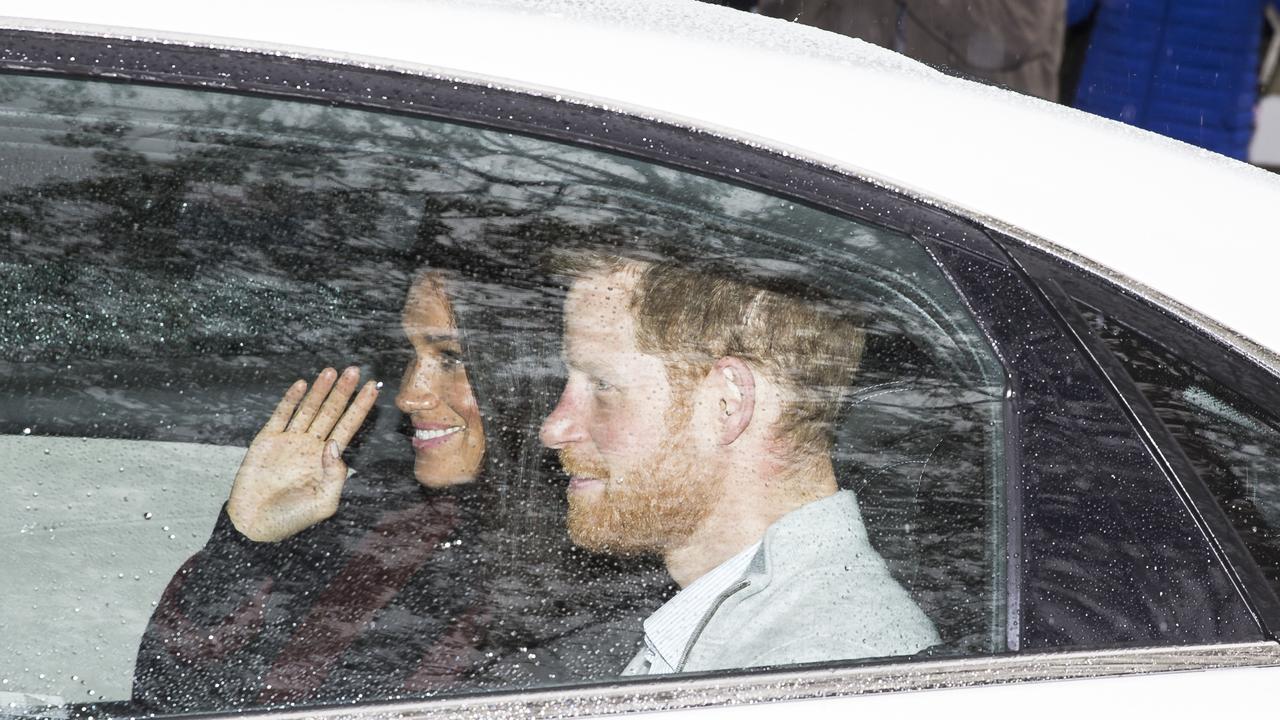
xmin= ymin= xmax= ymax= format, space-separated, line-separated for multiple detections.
xmin=713 ymin=356 xmax=755 ymax=446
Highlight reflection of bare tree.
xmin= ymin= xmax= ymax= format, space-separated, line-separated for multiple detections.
xmin=0 ymin=77 xmax=554 ymax=447
xmin=0 ymin=83 xmax=522 ymax=362
xmin=0 ymin=77 xmax=782 ymax=363
xmin=1082 ymin=308 xmax=1280 ymax=607
xmin=0 ymin=73 xmax=1008 ymax=675
xmin=0 ymin=75 xmax=817 ymax=442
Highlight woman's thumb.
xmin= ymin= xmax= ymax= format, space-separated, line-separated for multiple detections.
xmin=322 ymin=440 xmax=342 ymax=473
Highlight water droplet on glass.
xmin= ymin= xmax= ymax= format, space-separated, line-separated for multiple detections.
xmin=143 ymin=512 xmax=153 ymax=520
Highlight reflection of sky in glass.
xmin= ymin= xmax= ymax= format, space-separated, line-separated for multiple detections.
xmin=1181 ymin=385 xmax=1280 ymax=528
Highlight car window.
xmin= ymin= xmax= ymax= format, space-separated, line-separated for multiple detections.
xmin=995 ymin=239 xmax=1277 ymax=648
xmin=1077 ymin=306 xmax=1280 ymax=604
xmin=0 ymin=72 xmax=1006 ymax=717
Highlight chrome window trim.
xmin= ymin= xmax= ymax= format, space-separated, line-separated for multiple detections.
xmin=196 ymin=643 xmax=1280 ymax=719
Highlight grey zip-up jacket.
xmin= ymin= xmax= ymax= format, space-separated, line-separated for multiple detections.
xmin=623 ymin=491 xmax=939 ymax=674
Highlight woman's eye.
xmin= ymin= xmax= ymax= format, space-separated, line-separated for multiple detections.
xmin=439 ymin=349 xmax=464 ymax=368
xmin=400 ymin=357 xmax=417 ymax=383
xmin=592 ymin=377 xmax=614 ymax=392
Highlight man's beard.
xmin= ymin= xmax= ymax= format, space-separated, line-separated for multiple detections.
xmin=559 ymin=420 xmax=720 ymax=556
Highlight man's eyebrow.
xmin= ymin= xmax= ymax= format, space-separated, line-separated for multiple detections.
xmin=563 ymin=349 xmax=607 ymax=375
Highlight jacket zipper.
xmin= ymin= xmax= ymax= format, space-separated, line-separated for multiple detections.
xmin=675 ymin=579 xmax=751 ymax=673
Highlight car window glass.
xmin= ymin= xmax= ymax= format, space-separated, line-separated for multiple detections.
xmin=1078 ymin=305 xmax=1280 ymax=600
xmin=0 ymin=72 xmax=1005 ymax=717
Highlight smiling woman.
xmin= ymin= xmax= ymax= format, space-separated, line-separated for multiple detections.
xmin=130 ymin=260 xmax=578 ymax=711
xmin=396 ymin=273 xmax=486 ymax=488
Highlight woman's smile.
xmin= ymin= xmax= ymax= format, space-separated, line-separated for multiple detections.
xmin=411 ymin=421 xmax=466 ymax=450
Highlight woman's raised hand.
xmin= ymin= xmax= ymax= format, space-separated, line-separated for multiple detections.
xmin=227 ymin=366 xmax=379 ymax=542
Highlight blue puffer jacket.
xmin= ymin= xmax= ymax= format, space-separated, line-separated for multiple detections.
xmin=1069 ymin=0 xmax=1275 ymax=160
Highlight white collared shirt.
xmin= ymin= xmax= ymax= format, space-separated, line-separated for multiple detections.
xmin=636 ymin=541 xmax=761 ymax=675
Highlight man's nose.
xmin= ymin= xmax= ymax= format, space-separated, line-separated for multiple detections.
xmin=540 ymin=386 xmax=584 ymax=449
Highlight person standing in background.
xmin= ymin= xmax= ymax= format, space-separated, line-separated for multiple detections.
xmin=753 ymin=0 xmax=1067 ymax=101
xmin=1068 ymin=0 xmax=1279 ymax=161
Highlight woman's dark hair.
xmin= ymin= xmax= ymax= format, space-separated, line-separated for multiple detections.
xmin=440 ymin=269 xmax=564 ymax=536
xmin=413 ymin=229 xmax=671 ymax=687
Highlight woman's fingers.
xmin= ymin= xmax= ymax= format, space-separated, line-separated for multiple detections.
xmin=263 ymin=379 xmax=308 ymax=433
xmin=330 ymin=380 xmax=380 ymax=451
xmin=286 ymin=367 xmax=338 ymax=432
xmin=307 ymin=366 xmax=361 ymax=438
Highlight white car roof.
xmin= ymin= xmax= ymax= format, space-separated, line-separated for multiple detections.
xmin=4 ymin=0 xmax=1279 ymax=361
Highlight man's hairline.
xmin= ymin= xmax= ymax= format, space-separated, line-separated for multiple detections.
xmin=568 ymin=264 xmax=798 ymax=437
xmin=565 ymin=258 xmax=839 ymax=465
